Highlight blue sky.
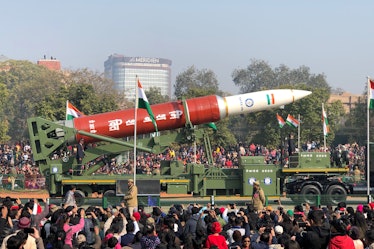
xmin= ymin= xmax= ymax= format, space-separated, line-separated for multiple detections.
xmin=2 ymin=1 xmax=373 ymax=95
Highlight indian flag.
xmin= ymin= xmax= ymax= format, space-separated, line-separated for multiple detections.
xmin=138 ymin=79 xmax=158 ymax=132
xmin=276 ymin=113 xmax=285 ymax=128
xmin=369 ymin=78 xmax=374 ymax=110
xmin=66 ymin=101 xmax=84 ymax=120
xmin=286 ymin=114 xmax=299 ymax=128
xmin=322 ymin=105 xmax=330 ymax=137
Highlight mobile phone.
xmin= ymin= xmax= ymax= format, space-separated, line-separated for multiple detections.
xmin=297 ymin=222 xmax=307 ymax=228
xmin=273 ymin=200 xmax=279 ymax=203
xmin=37 ymin=199 xmax=43 ymax=203
xmin=24 ymin=228 xmax=34 ymax=233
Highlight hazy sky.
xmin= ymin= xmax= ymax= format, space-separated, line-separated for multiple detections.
xmin=2 ymin=1 xmax=373 ymax=95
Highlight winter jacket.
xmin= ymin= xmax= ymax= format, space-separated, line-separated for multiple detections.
xmin=183 ymin=213 xmax=200 ymax=239
xmin=296 ymin=223 xmax=330 ymax=249
xmin=328 ymin=234 xmax=355 ymax=249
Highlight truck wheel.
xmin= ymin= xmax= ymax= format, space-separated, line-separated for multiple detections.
xmin=103 ymin=190 xmax=116 ymax=197
xmin=74 ymin=190 xmax=86 ymax=207
xmin=300 ymin=185 xmax=321 ymax=205
xmin=326 ymin=185 xmax=347 ymax=205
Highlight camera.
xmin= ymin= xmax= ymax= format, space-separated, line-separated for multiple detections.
xmin=229 ymin=203 xmax=235 ymax=209
xmin=24 ymin=228 xmax=34 ymax=234
xmin=297 ymin=221 xmax=307 ymax=228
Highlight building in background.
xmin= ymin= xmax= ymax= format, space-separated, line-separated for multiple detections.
xmin=328 ymin=92 xmax=363 ymax=114
xmin=104 ymin=54 xmax=172 ymax=101
xmin=37 ymin=55 xmax=61 ymax=71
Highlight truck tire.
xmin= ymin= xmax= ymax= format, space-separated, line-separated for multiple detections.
xmin=300 ymin=185 xmax=321 ymax=205
xmin=326 ymin=185 xmax=347 ymax=205
xmin=74 ymin=190 xmax=86 ymax=207
xmin=104 ymin=190 xmax=116 ymax=197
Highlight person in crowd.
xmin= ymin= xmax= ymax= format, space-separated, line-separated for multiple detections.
xmin=140 ymin=224 xmax=160 ymax=249
xmin=204 ymin=221 xmax=227 ymax=249
xmin=64 ymin=185 xmax=77 ymax=208
xmin=328 ymin=219 xmax=354 ymax=249
xmin=295 ymin=209 xmax=330 ymax=249
xmin=56 ymin=208 xmax=85 ymax=248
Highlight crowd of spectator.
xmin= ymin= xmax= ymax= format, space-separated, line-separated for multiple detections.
xmin=2 ymin=197 xmax=374 ymax=249
xmin=0 ymin=140 xmax=368 ymax=189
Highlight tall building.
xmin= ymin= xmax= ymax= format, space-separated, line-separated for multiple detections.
xmin=104 ymin=54 xmax=172 ymax=101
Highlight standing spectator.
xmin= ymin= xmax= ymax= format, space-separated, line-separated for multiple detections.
xmin=123 ymin=179 xmax=138 ymax=216
xmin=252 ymin=181 xmax=265 ymax=212
xmin=9 ymin=166 xmax=17 ymax=190
xmin=295 ymin=210 xmax=330 ymax=249
xmin=57 ymin=209 xmax=85 ymax=248
xmin=140 ymin=224 xmax=160 ymax=249
xmin=64 ymin=185 xmax=77 ymax=208
xmin=204 ymin=222 xmax=227 ymax=249
xmin=328 ymin=219 xmax=354 ymax=249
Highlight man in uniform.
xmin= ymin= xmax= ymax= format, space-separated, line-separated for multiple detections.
xmin=124 ymin=179 xmax=138 ymax=216
xmin=252 ymin=181 xmax=265 ymax=212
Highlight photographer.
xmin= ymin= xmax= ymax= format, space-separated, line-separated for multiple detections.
xmin=103 ymin=207 xmax=127 ymax=240
xmin=1 ymin=217 xmax=44 ymax=249
xmin=83 ymin=206 xmax=100 ymax=245
xmin=0 ymin=205 xmax=13 ymax=245
xmin=295 ymin=209 xmax=330 ymax=249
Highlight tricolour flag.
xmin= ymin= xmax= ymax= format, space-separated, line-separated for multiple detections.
xmin=322 ymin=105 xmax=330 ymax=137
xmin=66 ymin=101 xmax=84 ymax=120
xmin=286 ymin=114 xmax=299 ymax=128
xmin=206 ymin=122 xmax=218 ymax=131
xmin=276 ymin=113 xmax=285 ymax=128
xmin=369 ymin=78 xmax=374 ymax=110
xmin=137 ymin=79 xmax=158 ymax=132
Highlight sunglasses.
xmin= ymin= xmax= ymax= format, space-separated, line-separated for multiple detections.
xmin=243 ymin=240 xmax=250 ymax=242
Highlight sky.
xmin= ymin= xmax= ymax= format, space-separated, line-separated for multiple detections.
xmin=2 ymin=1 xmax=374 ymax=96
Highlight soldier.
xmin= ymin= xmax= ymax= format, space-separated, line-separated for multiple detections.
xmin=123 ymin=179 xmax=138 ymax=216
xmin=252 ymin=181 xmax=265 ymax=212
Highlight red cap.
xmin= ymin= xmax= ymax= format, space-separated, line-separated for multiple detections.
xmin=369 ymin=203 xmax=374 ymax=210
xmin=10 ymin=206 xmax=19 ymax=211
xmin=133 ymin=212 xmax=141 ymax=221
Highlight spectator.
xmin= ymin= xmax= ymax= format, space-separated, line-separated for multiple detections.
xmin=328 ymin=219 xmax=354 ymax=249
xmin=204 ymin=222 xmax=227 ymax=249
xmin=295 ymin=210 xmax=330 ymax=249
xmin=64 ymin=186 xmax=76 ymax=208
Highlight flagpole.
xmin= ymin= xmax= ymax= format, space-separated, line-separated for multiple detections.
xmin=367 ymin=76 xmax=371 ymax=202
xmin=66 ymin=100 xmax=68 ymax=120
xmin=133 ymin=76 xmax=139 ymax=185
xmin=298 ymin=114 xmax=301 ymax=151
xmin=322 ymin=103 xmax=326 ymax=151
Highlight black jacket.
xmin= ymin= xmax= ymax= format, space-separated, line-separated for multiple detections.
xmin=296 ymin=223 xmax=330 ymax=249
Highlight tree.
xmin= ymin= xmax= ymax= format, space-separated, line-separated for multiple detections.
xmin=0 ymin=60 xmax=120 ymax=141
xmin=174 ymin=66 xmax=221 ymax=99
xmin=232 ymin=59 xmax=331 ymax=93
xmin=145 ymin=87 xmax=170 ymax=105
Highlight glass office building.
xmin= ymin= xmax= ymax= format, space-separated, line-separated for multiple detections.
xmin=104 ymin=54 xmax=172 ymax=101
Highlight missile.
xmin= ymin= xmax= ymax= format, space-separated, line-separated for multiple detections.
xmin=72 ymin=89 xmax=311 ymax=143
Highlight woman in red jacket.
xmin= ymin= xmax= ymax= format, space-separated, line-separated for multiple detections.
xmin=204 ymin=221 xmax=228 ymax=249
xmin=328 ymin=219 xmax=354 ymax=249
